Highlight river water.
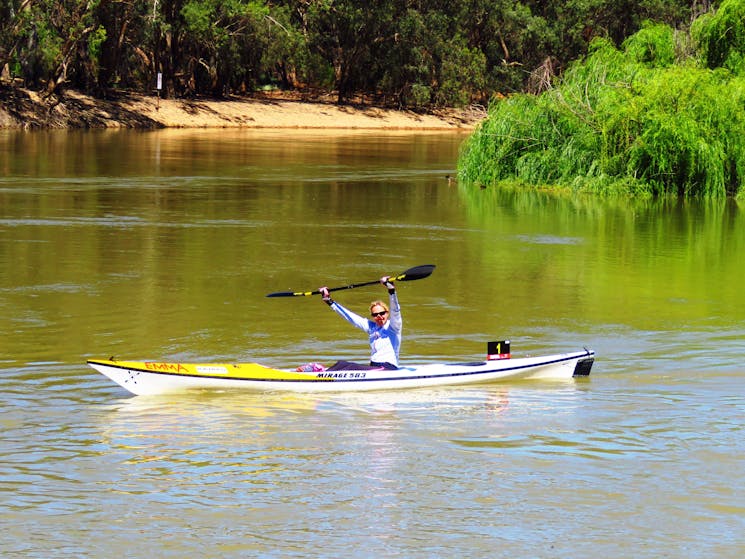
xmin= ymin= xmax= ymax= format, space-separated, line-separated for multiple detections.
xmin=1 ymin=129 xmax=743 ymax=557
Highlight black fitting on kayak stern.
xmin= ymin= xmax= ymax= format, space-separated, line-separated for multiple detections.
xmin=573 ymin=356 xmax=594 ymax=376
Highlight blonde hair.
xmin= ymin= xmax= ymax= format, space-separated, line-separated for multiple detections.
xmin=369 ymin=300 xmax=389 ymax=314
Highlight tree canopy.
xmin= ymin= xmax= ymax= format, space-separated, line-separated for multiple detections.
xmin=0 ymin=0 xmax=710 ymax=106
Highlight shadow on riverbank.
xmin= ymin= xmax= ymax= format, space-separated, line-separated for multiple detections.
xmin=0 ymin=85 xmax=164 ymax=129
xmin=0 ymin=85 xmax=484 ymax=130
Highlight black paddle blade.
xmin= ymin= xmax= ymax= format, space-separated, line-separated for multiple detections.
xmin=266 ymin=290 xmax=314 ymax=298
xmin=395 ymin=264 xmax=436 ymax=281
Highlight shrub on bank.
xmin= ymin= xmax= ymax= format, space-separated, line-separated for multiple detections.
xmin=458 ymin=2 xmax=745 ymax=198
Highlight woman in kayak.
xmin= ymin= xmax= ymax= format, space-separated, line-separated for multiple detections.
xmin=319 ymin=276 xmax=402 ymax=369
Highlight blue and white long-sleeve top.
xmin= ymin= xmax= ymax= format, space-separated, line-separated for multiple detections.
xmin=328 ymin=292 xmax=402 ymax=367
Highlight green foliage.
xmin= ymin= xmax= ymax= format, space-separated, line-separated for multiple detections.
xmin=33 ymin=19 xmax=64 ymax=76
xmin=622 ymin=67 xmax=745 ymax=196
xmin=459 ymin=18 xmax=745 ymax=198
xmin=435 ymin=38 xmax=487 ymax=107
xmin=409 ymin=83 xmax=431 ymax=107
xmin=692 ymin=0 xmax=745 ymax=75
xmin=85 ymin=26 xmax=108 ymax=80
xmin=0 ymin=0 xmax=723 ymax=109
xmin=87 ymin=27 xmax=107 ymax=62
xmin=180 ymin=1 xmax=214 ymax=36
xmin=622 ymin=21 xmax=677 ymax=67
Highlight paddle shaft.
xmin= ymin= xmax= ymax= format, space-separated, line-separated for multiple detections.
xmin=266 ymin=264 xmax=435 ymax=298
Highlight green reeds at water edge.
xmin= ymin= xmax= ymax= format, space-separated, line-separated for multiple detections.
xmin=459 ymin=1 xmax=745 ymax=198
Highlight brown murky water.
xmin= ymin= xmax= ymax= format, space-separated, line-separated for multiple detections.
xmin=1 ymin=129 xmax=743 ymax=557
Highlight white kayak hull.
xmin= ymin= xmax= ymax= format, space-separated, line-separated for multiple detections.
xmin=87 ymin=350 xmax=594 ymax=396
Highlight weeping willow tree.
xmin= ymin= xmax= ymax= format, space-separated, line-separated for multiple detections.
xmin=693 ymin=0 xmax=745 ymax=74
xmin=458 ymin=0 xmax=745 ymax=198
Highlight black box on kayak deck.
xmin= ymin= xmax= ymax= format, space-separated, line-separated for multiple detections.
xmin=487 ymin=340 xmax=511 ymax=360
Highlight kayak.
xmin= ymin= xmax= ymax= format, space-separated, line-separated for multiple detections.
xmin=87 ymin=348 xmax=594 ymax=396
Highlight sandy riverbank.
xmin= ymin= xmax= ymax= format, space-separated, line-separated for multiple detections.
xmin=0 ymin=87 xmax=486 ymax=130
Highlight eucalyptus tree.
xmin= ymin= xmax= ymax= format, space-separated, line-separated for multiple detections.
xmin=371 ymin=3 xmax=485 ymax=107
xmin=179 ymin=0 xmax=259 ymax=95
xmin=454 ymin=0 xmax=556 ymax=94
xmin=0 ymin=0 xmax=727 ymax=109
xmin=0 ymin=0 xmax=20 ymax=78
xmin=295 ymin=0 xmax=489 ymax=107
xmin=0 ymin=0 xmax=105 ymax=94
xmin=299 ymin=0 xmax=398 ymax=103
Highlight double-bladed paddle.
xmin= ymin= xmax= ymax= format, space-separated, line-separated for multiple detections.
xmin=266 ymin=264 xmax=436 ymax=298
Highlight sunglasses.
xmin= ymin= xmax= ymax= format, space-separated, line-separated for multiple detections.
xmin=371 ymin=311 xmax=388 ymax=317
